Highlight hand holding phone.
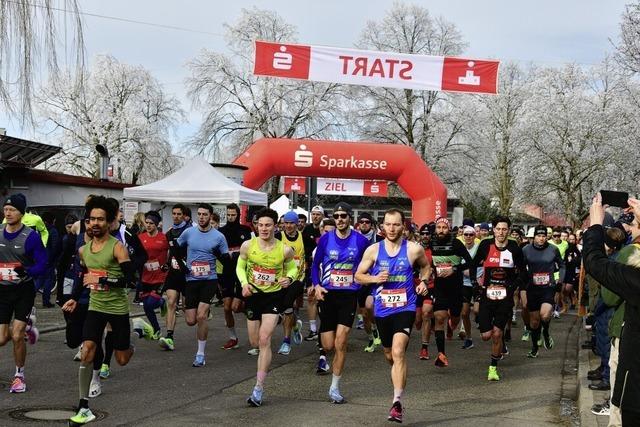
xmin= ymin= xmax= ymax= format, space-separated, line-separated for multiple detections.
xmin=600 ymin=190 xmax=629 ymax=209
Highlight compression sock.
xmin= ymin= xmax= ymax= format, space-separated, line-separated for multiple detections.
xmin=78 ymin=363 xmax=92 ymax=401
xmin=104 ymin=331 xmax=114 ymax=365
xmin=435 ymin=330 xmax=445 ymax=354
xmin=542 ymin=320 xmax=550 ymax=339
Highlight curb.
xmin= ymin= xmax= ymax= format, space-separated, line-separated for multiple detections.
xmin=577 ymin=326 xmax=599 ymax=427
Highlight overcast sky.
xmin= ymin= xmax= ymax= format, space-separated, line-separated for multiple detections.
xmin=2 ymin=0 xmax=631 ymax=145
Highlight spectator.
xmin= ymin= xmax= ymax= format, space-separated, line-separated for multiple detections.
xmin=583 ymin=194 xmax=640 ymax=426
xmin=34 ymin=212 xmax=61 ymax=307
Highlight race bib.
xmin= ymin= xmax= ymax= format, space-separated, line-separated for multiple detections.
xmin=87 ymin=268 xmax=108 ymax=291
xmin=435 ymin=263 xmax=453 ymax=276
xmin=63 ymin=276 xmax=74 ymax=295
xmin=380 ymin=289 xmax=408 ymax=308
xmin=0 ymin=262 xmax=21 ymax=281
xmin=144 ymin=259 xmax=160 ymax=271
xmin=171 ymin=258 xmax=180 ymax=270
xmin=532 ymin=272 xmax=550 ymax=286
xmin=253 ymin=266 xmax=277 ymax=286
xmin=191 ymin=261 xmax=211 ymax=277
xmin=330 ymin=269 xmax=353 ymax=287
xmin=487 ymin=285 xmax=507 ymax=300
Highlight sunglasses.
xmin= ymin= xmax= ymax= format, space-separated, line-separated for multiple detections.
xmin=359 ymin=220 xmax=371 ymax=224
xmin=552 ymin=234 xmax=561 ymax=238
xmin=333 ymin=213 xmax=349 ymax=219
xmin=463 ymin=233 xmax=475 ymax=237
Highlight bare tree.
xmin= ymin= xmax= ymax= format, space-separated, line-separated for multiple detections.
xmin=186 ymin=7 xmax=345 ymax=161
xmin=350 ymin=2 xmax=471 ymax=185
xmin=37 ymin=55 xmax=185 ymax=184
xmin=615 ymin=2 xmax=640 ymax=74
xmin=0 ymin=0 xmax=84 ymax=124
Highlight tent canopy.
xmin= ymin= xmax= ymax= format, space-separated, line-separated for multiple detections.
xmin=123 ymin=157 xmax=267 ymax=205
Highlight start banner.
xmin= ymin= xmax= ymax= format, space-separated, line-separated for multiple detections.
xmin=254 ymin=40 xmax=499 ymax=95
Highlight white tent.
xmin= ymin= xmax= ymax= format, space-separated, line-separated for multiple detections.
xmin=123 ymin=157 xmax=267 ymax=205
xmin=270 ymin=194 xmax=308 ymax=218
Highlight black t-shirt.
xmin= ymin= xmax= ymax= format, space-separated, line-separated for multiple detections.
xmin=302 ymin=223 xmax=321 ymax=262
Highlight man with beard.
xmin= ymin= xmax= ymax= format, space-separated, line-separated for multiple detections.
xmin=68 ymin=196 xmax=136 ymax=425
xmin=176 ymin=203 xmax=230 ymax=367
xmin=472 ymin=216 xmax=527 ymax=381
xmin=355 ymin=208 xmax=431 ymax=423
xmin=429 ymin=217 xmax=474 ymax=368
xmin=312 ymin=203 xmax=369 ymax=403
xmin=218 ymin=203 xmax=253 ymax=350
xmin=416 ymin=223 xmax=436 ymax=360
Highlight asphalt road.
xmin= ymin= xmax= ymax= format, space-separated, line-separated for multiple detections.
xmin=0 ymin=306 xmax=579 ymax=426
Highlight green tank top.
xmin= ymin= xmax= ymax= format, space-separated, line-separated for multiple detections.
xmin=247 ymin=237 xmax=285 ymax=293
xmin=83 ymin=235 xmax=129 ymax=315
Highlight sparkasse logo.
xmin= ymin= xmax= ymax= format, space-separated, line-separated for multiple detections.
xmin=294 ymin=144 xmax=313 ymax=168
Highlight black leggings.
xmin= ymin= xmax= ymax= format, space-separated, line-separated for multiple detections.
xmin=64 ymin=303 xmax=103 ymax=371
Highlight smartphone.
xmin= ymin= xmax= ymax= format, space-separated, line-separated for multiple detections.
xmin=600 ymin=190 xmax=629 ymax=208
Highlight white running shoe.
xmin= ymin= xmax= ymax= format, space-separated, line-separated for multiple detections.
xmin=89 ymin=378 xmax=102 ymax=398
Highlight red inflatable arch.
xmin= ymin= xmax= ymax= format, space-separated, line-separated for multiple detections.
xmin=232 ymin=138 xmax=447 ymax=225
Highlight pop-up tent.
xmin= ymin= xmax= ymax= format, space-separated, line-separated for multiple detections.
xmin=123 ymin=157 xmax=267 ymax=205
xmin=270 ymin=194 xmax=308 ymax=218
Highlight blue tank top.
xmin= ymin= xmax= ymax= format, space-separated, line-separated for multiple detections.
xmin=319 ymin=231 xmax=369 ymax=292
xmin=372 ymin=240 xmax=416 ymax=317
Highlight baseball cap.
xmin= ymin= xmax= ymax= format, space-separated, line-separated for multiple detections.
xmin=479 ymin=222 xmax=490 ymax=231
xmin=283 ymin=211 xmax=299 ymax=223
xmin=333 ymin=202 xmax=353 ymax=216
xmin=534 ymin=225 xmax=548 ymax=236
xmin=311 ymin=205 xmax=324 ymax=214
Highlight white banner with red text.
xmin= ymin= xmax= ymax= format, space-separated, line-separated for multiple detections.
xmin=282 ymin=177 xmax=388 ymax=197
xmin=254 ymin=40 xmax=499 ymax=94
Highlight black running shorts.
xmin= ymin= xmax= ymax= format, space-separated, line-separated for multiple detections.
xmin=318 ymin=291 xmax=358 ymax=333
xmin=526 ymin=286 xmax=556 ymax=312
xmin=375 ymin=311 xmax=416 ymax=348
xmin=184 ymin=279 xmax=218 ymax=309
xmin=0 ymin=281 xmax=36 ymax=324
xmin=245 ymin=289 xmax=285 ymax=321
xmin=432 ymin=284 xmax=463 ymax=317
xmin=82 ymin=310 xmax=131 ymax=351
xmin=478 ymin=296 xmax=513 ymax=333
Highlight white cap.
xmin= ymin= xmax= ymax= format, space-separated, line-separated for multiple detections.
xmin=311 ymin=205 xmax=324 ymax=214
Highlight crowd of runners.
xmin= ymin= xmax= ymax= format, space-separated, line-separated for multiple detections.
xmin=0 ymin=192 xmax=588 ymax=424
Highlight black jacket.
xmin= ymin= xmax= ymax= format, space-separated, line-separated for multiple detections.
xmin=583 ymin=224 xmax=640 ymax=413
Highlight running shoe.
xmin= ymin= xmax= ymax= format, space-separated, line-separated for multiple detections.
xmin=304 ymin=331 xmax=318 ymax=341
xmin=247 ymin=348 xmax=260 ymax=356
xmin=222 ymin=338 xmax=239 ymax=350
xmin=521 ymin=330 xmax=530 ymax=341
xmin=292 ymin=319 xmax=303 ymax=345
xmin=88 ymin=379 xmax=101 ymax=398
xmin=543 ymin=336 xmax=554 ymax=350
xmin=25 ymin=326 xmax=39 ymax=345
xmin=434 ymin=352 xmax=449 ymax=368
xmin=527 ymin=350 xmax=538 ymax=358
xmin=372 ymin=329 xmax=382 ymax=346
xmin=487 ymin=366 xmax=500 ymax=381
xmin=419 ymin=347 xmax=430 ymax=360
xmin=9 ymin=376 xmax=26 ymax=393
xmin=329 ymin=387 xmax=345 ymax=404
xmin=69 ymin=407 xmax=96 ymax=425
xmin=277 ymin=341 xmax=291 ymax=355
xmin=160 ymin=299 xmax=167 ymax=317
xmin=99 ymin=364 xmax=110 ymax=379
xmin=73 ymin=347 xmax=82 ymax=361
xmin=502 ymin=343 xmax=509 ymax=355
xmin=132 ymin=318 xmax=154 ymax=340
xmin=159 ymin=337 xmax=175 ymax=351
xmin=316 ymin=357 xmax=330 ymax=375
xmin=388 ymin=401 xmax=403 ymax=423
xmin=461 ymin=339 xmax=474 ymax=350
xmin=552 ymin=310 xmax=560 ymax=319
xmin=364 ymin=339 xmax=376 ymax=353
xmin=591 ymin=400 xmax=610 ymax=416
xmin=247 ymin=386 xmax=263 ymax=407
xmin=192 ymin=354 xmax=206 ymax=367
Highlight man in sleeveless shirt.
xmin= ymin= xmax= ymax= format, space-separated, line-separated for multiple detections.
xmin=236 ymin=208 xmax=298 ymax=407
xmin=356 ymin=208 xmax=431 ymax=423
xmin=68 ymin=196 xmax=137 ymax=425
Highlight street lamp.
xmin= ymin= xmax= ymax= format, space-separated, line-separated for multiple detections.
xmin=96 ymin=144 xmax=109 ymax=181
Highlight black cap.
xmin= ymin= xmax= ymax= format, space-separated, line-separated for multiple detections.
xmin=419 ymin=223 xmax=431 ymax=234
xmin=333 ymin=202 xmax=353 ymax=216
xmin=358 ymin=212 xmax=373 ymax=222
xmin=534 ymin=224 xmax=547 ymax=236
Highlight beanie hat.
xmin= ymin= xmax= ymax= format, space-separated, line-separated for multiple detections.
xmin=145 ymin=211 xmax=162 ymax=226
xmin=3 ymin=193 xmax=27 ymax=214
xmin=283 ymin=211 xmax=299 ymax=223
xmin=534 ymin=224 xmax=548 ymax=236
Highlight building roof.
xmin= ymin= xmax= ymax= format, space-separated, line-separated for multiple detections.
xmin=0 ymin=135 xmax=61 ymax=168
xmin=24 ymin=168 xmax=132 ymax=189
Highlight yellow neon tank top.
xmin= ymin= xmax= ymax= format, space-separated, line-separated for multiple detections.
xmin=278 ymin=231 xmax=305 ymax=281
xmin=247 ymin=237 xmax=285 ymax=293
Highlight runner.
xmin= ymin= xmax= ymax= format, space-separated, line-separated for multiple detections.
xmin=355 ymin=212 xmax=382 ymax=352
xmin=176 ymin=203 xmax=230 ymax=367
xmin=68 ymin=195 xmax=136 ymax=425
xmin=303 ymin=205 xmax=324 ymax=341
xmin=132 ymin=211 xmax=169 ymax=341
xmin=236 ymin=208 xmax=298 ymax=407
xmin=548 ymin=227 xmax=568 ymax=318
xmin=218 ymin=203 xmax=253 ymax=350
xmin=355 ymin=208 xmax=431 ymax=423
xmin=416 ymin=223 xmax=435 ymax=360
xmin=429 ymin=217 xmax=474 ymax=367
xmin=472 ymin=215 xmax=527 ymax=381
xmin=460 ymin=225 xmax=482 ymax=350
xmin=0 ymin=193 xmax=47 ymax=393
xmin=159 ymin=204 xmax=190 ymax=351
xmin=522 ymin=225 xmax=564 ymax=358
xmin=312 ymin=202 xmax=369 ymax=403
xmin=275 ymin=211 xmax=307 ymax=355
